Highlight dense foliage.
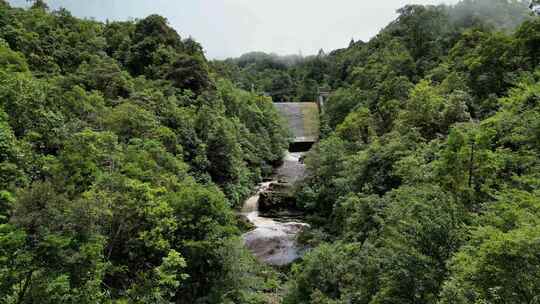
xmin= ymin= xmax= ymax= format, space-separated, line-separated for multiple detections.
xmin=0 ymin=1 xmax=288 ymax=303
xmin=277 ymin=1 xmax=540 ymax=304
xmin=212 ymin=1 xmax=534 ymax=106
xmin=211 ymin=50 xmax=330 ymax=103
xmin=3 ymin=0 xmax=540 ymax=303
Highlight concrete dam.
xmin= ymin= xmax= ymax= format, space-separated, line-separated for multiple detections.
xmin=273 ymin=102 xmax=320 ymax=152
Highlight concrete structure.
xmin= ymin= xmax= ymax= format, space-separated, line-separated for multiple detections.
xmin=274 ymin=102 xmax=320 ymax=151
xmin=318 ymin=91 xmax=330 ymax=113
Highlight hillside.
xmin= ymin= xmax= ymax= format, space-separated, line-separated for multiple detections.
xmin=1 ymin=0 xmax=540 ymax=303
xmin=0 ymin=1 xmax=288 ymax=302
xmin=278 ymin=1 xmax=540 ymax=304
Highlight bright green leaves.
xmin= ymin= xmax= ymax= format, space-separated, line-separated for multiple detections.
xmin=0 ymin=39 xmax=28 ymax=72
xmin=5 ymin=182 xmax=108 ymax=303
xmin=435 ymin=78 xmax=540 ymax=206
xmin=1 ymin=6 xmax=105 ymax=74
xmin=323 ymin=87 xmax=366 ymax=129
xmin=124 ymin=14 xmax=211 ymax=93
xmin=0 ymin=70 xmax=64 ymax=150
xmin=0 ymin=223 xmax=30 ymax=302
xmin=150 ymin=249 xmax=188 ymax=300
xmin=0 ymin=190 xmax=14 ymax=223
xmin=298 ymin=135 xmax=347 ymax=214
xmin=156 ymin=249 xmax=188 ymax=288
xmin=336 ymin=107 xmax=375 ymax=145
xmin=493 ymin=77 xmax=540 ymax=154
xmin=449 ymin=29 xmax=519 ymax=117
xmin=434 ymin=80 xmax=540 ymax=303
xmin=287 ymin=5 xmax=540 ymax=304
xmin=389 ymin=5 xmax=451 ymax=73
xmin=440 ymin=190 xmax=540 ymax=304
xmin=123 ymin=139 xmax=188 ymax=187
xmin=0 ymin=106 xmax=25 ymax=189
xmin=398 ymin=80 xmax=471 ymax=141
xmin=285 ymin=242 xmax=365 ymax=304
xmin=104 ymin=103 xmax=159 ymax=141
xmin=0 ymin=4 xmax=287 ymax=303
xmin=70 ymin=55 xmax=133 ymax=100
xmin=52 ymin=130 xmax=118 ymax=196
xmin=289 ymin=185 xmax=468 ymax=304
xmin=190 ymin=80 xmax=288 ymax=205
xmin=331 ymin=194 xmax=382 ymax=242
xmin=399 ymin=80 xmax=446 ymax=139
xmin=372 ymin=186 xmax=467 ymax=301
xmin=168 ymin=181 xmax=237 ymax=242
xmin=436 ymin=124 xmax=504 ymax=206
xmin=61 ymin=85 xmax=107 ymax=128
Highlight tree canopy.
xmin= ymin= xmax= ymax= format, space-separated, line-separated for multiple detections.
xmin=0 ymin=2 xmax=287 ymax=303
xmin=1 ymin=0 xmax=540 ymax=303
xmin=257 ymin=1 xmax=540 ymax=304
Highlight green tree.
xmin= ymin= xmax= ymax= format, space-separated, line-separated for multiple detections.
xmin=0 ymin=107 xmax=25 ymax=189
xmin=104 ymin=102 xmax=159 ymax=141
xmin=515 ymin=18 xmax=540 ymax=67
xmin=127 ymin=14 xmax=182 ymax=75
xmin=6 ymin=182 xmax=107 ymax=303
xmin=0 ymin=40 xmax=29 ymax=72
xmin=440 ymin=190 xmax=540 ymax=304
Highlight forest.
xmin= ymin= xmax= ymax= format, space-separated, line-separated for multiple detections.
xmin=0 ymin=0 xmax=289 ymax=302
xmin=1 ymin=0 xmax=540 ymax=303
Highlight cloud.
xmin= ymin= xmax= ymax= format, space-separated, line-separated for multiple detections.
xmin=8 ymin=0 xmax=459 ymax=59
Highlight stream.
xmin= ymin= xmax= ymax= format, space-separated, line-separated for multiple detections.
xmin=241 ymin=152 xmax=309 ymax=266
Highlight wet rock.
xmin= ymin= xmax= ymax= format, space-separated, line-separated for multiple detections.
xmin=241 ymin=152 xmax=309 ymax=266
xmin=243 ymin=221 xmax=309 ymax=266
xmin=258 ymin=190 xmax=297 ymax=214
xmin=269 ymin=182 xmax=290 ymax=191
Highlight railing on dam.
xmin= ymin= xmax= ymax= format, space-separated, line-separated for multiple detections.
xmin=273 ymin=102 xmax=320 ymax=152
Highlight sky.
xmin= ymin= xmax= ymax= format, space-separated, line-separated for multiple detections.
xmin=8 ymin=0 xmax=459 ymax=59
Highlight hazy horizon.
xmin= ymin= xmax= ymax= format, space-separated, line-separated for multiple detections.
xmin=8 ymin=0 xmax=459 ymax=59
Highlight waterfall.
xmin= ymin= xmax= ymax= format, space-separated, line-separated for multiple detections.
xmin=241 ymin=152 xmax=309 ymax=266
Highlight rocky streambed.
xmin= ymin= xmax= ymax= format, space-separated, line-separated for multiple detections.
xmin=241 ymin=152 xmax=309 ymax=266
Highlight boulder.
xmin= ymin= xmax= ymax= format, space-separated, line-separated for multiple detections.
xmin=258 ymin=188 xmax=297 ymax=214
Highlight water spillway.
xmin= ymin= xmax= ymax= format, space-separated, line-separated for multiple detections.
xmin=273 ymin=102 xmax=320 ymax=151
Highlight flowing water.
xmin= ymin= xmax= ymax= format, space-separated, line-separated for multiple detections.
xmin=241 ymin=152 xmax=309 ymax=266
